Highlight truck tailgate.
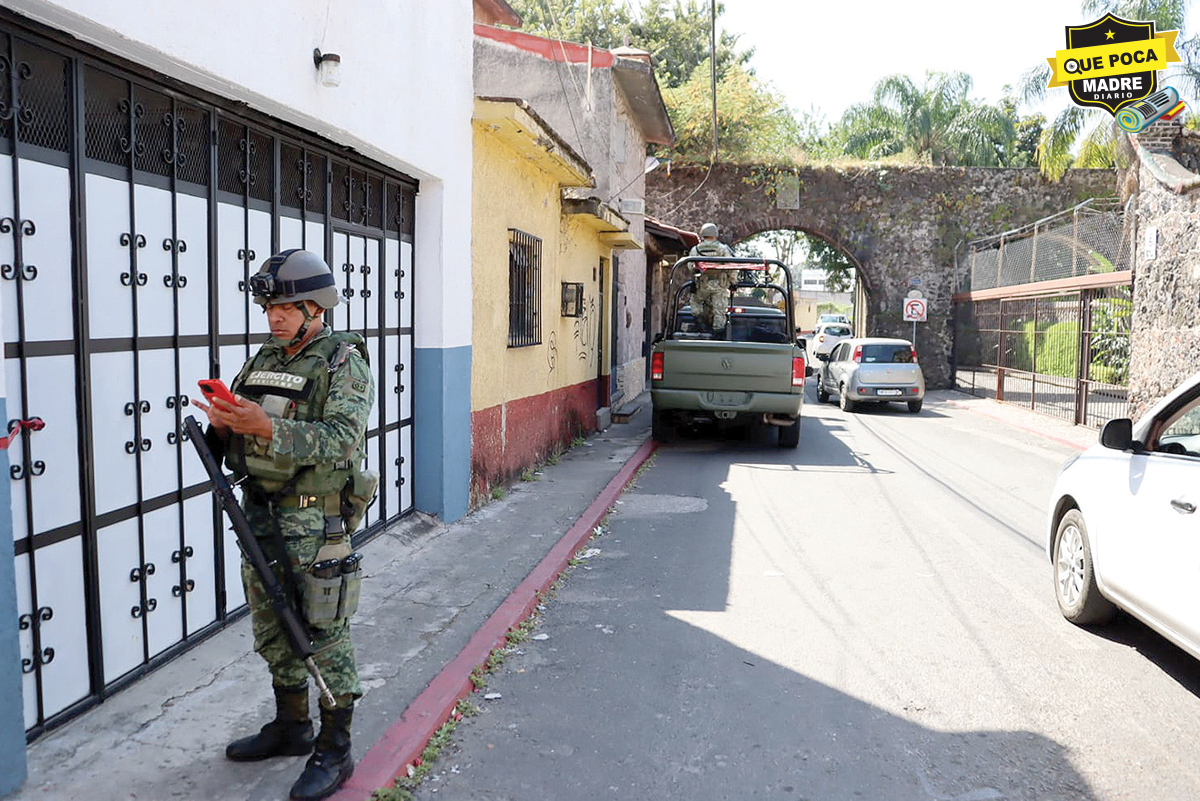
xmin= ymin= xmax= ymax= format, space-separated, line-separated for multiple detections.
xmin=657 ymin=340 xmax=798 ymax=394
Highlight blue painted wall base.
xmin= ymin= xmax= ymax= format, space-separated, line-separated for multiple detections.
xmin=0 ymin=396 xmax=27 ymax=797
xmin=413 ymin=345 xmax=471 ymax=523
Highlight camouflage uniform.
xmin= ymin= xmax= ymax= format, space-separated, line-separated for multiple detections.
xmin=227 ymin=327 xmax=375 ymax=701
xmin=689 ymin=239 xmax=735 ymax=331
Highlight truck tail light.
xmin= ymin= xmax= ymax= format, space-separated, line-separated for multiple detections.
xmin=651 ymin=351 xmax=664 ymax=381
xmin=852 ymin=344 xmax=862 ymax=363
xmin=792 ymin=356 xmax=805 ymax=387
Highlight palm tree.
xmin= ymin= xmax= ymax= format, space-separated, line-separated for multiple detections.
xmin=839 ymin=72 xmax=1015 ymax=166
xmin=1019 ymin=0 xmax=1200 ymax=179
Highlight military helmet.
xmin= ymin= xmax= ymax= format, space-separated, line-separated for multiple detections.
xmin=249 ymin=249 xmax=340 ymax=309
xmin=699 ymin=222 xmax=719 ymax=239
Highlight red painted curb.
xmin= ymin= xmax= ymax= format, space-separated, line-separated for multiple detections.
xmin=333 ymin=436 xmax=658 ymax=799
xmin=943 ymin=399 xmax=1089 ymax=452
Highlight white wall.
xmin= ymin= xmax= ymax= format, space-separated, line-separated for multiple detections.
xmin=6 ymin=0 xmax=475 ymax=351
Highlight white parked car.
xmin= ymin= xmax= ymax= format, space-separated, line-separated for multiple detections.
xmin=809 ymin=321 xmax=853 ymax=357
xmin=1048 ymin=370 xmax=1200 ymax=659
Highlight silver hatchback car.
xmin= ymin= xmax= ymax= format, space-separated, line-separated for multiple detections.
xmin=816 ymin=337 xmax=925 ymax=413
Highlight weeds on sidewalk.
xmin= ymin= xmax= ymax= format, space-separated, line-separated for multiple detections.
xmin=369 ymin=699 xmax=480 ymax=801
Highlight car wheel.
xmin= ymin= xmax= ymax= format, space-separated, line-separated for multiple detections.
xmin=777 ymin=420 xmax=800 ymax=448
xmin=816 ymin=382 xmax=829 ymax=403
xmin=838 ymin=383 xmax=855 ymax=413
xmin=651 ymin=409 xmax=675 ymax=444
xmin=1053 ymin=509 xmax=1116 ymax=625
xmin=907 ymin=399 xmax=922 ymax=413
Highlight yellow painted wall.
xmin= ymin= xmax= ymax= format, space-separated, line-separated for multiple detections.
xmin=471 ymin=126 xmax=611 ymax=412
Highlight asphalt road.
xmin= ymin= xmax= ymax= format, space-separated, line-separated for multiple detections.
xmin=413 ymin=386 xmax=1200 ymax=800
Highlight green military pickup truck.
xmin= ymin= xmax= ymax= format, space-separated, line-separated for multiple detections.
xmin=650 ymin=256 xmax=806 ymax=448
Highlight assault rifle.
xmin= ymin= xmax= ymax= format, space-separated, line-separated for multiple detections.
xmin=183 ymin=414 xmax=336 ymax=707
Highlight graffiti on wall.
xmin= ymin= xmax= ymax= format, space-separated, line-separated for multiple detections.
xmin=574 ymin=295 xmax=596 ymax=363
xmin=546 ymin=330 xmax=557 ymax=376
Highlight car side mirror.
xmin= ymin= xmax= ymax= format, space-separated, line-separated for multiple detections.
xmin=653 ymin=332 xmax=664 ymax=345
xmin=1099 ymin=418 xmax=1133 ymax=450
xmin=815 ymin=352 xmax=829 ymax=362
xmin=795 ymin=338 xmax=807 ymax=349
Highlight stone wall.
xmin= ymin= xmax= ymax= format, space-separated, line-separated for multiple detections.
xmin=646 ymin=164 xmax=1114 ymax=388
xmin=1127 ymin=137 xmax=1200 ymax=417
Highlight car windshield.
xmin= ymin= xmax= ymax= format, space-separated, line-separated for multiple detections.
xmin=823 ymin=325 xmax=851 ymax=337
xmin=861 ymin=343 xmax=913 ymax=363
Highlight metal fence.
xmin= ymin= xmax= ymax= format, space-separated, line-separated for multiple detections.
xmin=953 ymin=198 xmax=1133 ymax=428
xmin=957 ymin=198 xmax=1135 ymax=293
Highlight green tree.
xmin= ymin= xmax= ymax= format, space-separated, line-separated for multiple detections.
xmin=803 ymin=237 xmax=855 ymax=293
xmin=839 ymin=72 xmax=1015 ymax=166
xmin=504 ymin=0 xmax=750 ymax=89
xmin=1018 ymin=0 xmax=1199 ymax=179
xmin=661 ymin=58 xmax=801 ymax=163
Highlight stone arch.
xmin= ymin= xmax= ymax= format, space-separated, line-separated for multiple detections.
xmin=647 ymin=163 xmax=1114 ymax=387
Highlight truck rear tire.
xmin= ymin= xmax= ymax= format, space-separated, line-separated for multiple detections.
xmin=777 ymin=420 xmax=800 ymax=448
xmin=652 ymin=409 xmax=675 ymax=443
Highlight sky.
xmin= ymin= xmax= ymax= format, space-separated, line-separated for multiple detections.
xmin=718 ymin=0 xmax=1198 ymax=126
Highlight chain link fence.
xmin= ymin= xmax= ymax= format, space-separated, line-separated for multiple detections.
xmin=957 ymin=198 xmax=1135 ymax=293
xmin=953 ymin=198 xmax=1133 ymax=427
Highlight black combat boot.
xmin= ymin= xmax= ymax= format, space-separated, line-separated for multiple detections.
xmin=289 ymin=698 xmax=355 ymax=800
xmin=226 ymin=684 xmax=314 ymax=761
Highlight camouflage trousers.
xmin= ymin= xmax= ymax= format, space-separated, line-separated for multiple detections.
xmin=693 ymin=280 xmax=729 ymax=331
xmin=241 ymin=502 xmax=361 ymax=702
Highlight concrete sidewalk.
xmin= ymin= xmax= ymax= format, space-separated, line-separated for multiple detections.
xmin=11 ymin=397 xmax=654 ymax=801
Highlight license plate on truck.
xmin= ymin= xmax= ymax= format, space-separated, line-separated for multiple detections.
xmin=706 ymin=391 xmax=748 ymax=406
xmin=876 ymin=389 xmax=902 ymax=396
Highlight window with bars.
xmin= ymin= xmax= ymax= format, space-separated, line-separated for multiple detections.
xmin=508 ymin=229 xmax=541 ymax=347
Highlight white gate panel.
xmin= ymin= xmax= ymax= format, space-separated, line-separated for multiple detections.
xmin=0 ymin=153 xmax=14 ymax=344
xmin=247 ymin=209 xmax=271 ymax=337
xmin=346 ymin=235 xmax=363 ymax=332
xmin=383 ymin=335 xmax=399 ymax=428
xmin=365 ymin=336 xmax=381 ymax=434
xmin=216 ymin=202 xmax=246 ymax=336
xmin=399 ymin=335 xmax=413 ymax=421
xmin=17 ymin=160 xmax=74 ymax=343
xmin=97 ymin=517 xmax=144 ymax=681
xmin=362 ymin=434 xmax=380 ymax=531
xmin=137 ymin=348 xmax=179 ymax=502
xmin=25 ymin=354 xmax=81 ymax=536
xmin=90 ymin=351 xmax=139 ymax=516
xmin=331 ymin=231 xmax=350 ymax=332
xmin=178 ymin=346 xmax=209 ymax=489
xmin=401 ymin=425 xmax=412 ymax=512
xmin=384 ymin=428 xmax=400 ymax=518
xmin=382 ymin=237 xmax=397 ymax=331
xmin=218 ymin=343 xmax=246 ymax=387
xmin=175 ymin=193 xmax=209 ymax=338
xmin=85 ymin=174 xmax=133 ymax=341
xmin=305 ymin=221 xmax=324 ymax=258
xmin=364 ymin=237 xmax=379 ymax=331
xmin=15 ymin=552 xmax=35 ymax=729
xmin=182 ymin=494 xmax=216 ymax=635
xmin=133 ymin=184 xmax=175 ymax=340
xmin=400 ymin=240 xmax=413 ymax=330
xmin=6 ymin=359 xmax=25 ymax=543
xmin=280 ymin=216 xmax=303 ymax=252
xmin=142 ymin=504 xmax=184 ymax=658
xmin=33 ymin=536 xmax=91 ymax=719
xmin=222 ymin=517 xmax=245 ymax=610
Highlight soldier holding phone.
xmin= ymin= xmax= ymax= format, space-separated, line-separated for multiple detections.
xmin=194 ymin=249 xmax=375 ymax=801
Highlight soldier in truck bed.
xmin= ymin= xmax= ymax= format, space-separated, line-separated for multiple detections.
xmin=688 ymin=222 xmax=735 ymax=335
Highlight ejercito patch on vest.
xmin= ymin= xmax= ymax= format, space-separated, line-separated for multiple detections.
xmin=241 ymin=370 xmax=314 ymax=400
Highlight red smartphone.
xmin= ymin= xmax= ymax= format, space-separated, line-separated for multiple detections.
xmin=197 ymin=379 xmax=240 ymax=407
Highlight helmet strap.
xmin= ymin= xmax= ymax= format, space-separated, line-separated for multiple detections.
xmin=287 ymin=302 xmax=319 ymax=348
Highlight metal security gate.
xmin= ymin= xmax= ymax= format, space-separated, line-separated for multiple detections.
xmin=2 ymin=17 xmax=415 ymax=740
xmin=952 ymin=199 xmax=1133 ymax=428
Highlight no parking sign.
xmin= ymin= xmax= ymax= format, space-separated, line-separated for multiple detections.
xmin=903 ymin=298 xmax=927 ymax=322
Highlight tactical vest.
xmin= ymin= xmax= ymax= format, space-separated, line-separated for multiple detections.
xmin=225 ymin=331 xmax=370 ymax=496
